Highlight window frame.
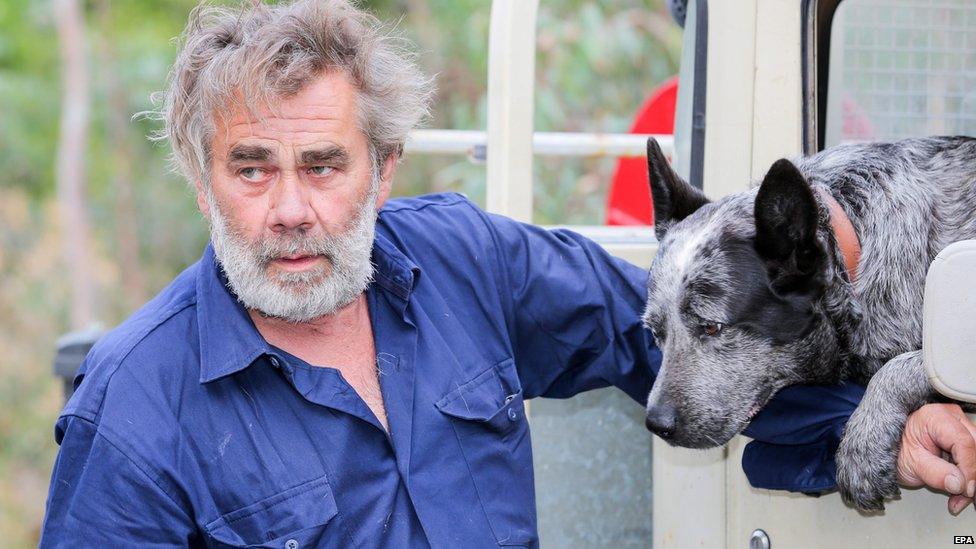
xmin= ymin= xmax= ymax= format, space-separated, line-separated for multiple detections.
xmin=687 ymin=0 xmax=709 ymax=190
xmin=801 ymin=0 xmax=844 ymax=155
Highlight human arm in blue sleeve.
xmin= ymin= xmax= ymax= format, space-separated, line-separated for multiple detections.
xmin=742 ymin=382 xmax=865 ymax=492
xmin=480 ymin=211 xmax=660 ymax=403
xmin=40 ymin=415 xmax=197 ymax=547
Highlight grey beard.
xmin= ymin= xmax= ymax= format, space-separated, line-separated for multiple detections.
xmin=206 ymin=183 xmax=378 ymax=323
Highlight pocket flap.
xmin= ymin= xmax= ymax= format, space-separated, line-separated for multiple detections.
xmin=436 ymin=359 xmax=521 ymax=421
xmin=206 ymin=475 xmax=338 ymax=547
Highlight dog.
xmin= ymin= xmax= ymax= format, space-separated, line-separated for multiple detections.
xmin=640 ymin=135 xmax=976 ymax=511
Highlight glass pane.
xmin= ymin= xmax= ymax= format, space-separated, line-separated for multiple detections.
xmin=367 ymin=0 xmax=491 ymax=202
xmin=374 ymin=0 xmax=682 ymax=223
xmin=531 ymin=388 xmax=654 ymax=547
xmin=533 ymin=0 xmax=682 ymax=224
xmin=825 ymin=0 xmax=976 ymax=147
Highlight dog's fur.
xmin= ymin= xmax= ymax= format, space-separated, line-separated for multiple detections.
xmin=641 ymin=135 xmax=976 ymax=511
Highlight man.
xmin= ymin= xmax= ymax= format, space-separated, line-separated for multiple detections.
xmin=41 ymin=0 xmax=976 ymax=546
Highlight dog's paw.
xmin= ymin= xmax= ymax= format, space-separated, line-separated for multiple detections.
xmin=836 ymin=409 xmax=903 ymax=512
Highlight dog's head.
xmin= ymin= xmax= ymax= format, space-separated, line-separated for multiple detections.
xmin=642 ymin=138 xmax=843 ymax=448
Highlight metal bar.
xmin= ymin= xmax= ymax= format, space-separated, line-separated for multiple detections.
xmin=405 ymin=129 xmax=674 ymax=159
xmin=485 ymin=0 xmax=539 ymax=222
xmin=545 ymin=225 xmax=657 ymax=245
xmin=405 ymin=130 xmax=486 ymax=155
xmin=528 ymin=132 xmax=672 ymax=158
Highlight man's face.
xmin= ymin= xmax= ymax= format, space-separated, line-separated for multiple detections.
xmin=200 ymin=71 xmax=395 ymax=322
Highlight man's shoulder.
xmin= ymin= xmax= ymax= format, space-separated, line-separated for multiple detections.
xmin=61 ymin=260 xmax=203 ymax=428
xmin=380 ymin=192 xmax=482 ymax=220
xmin=378 ymin=192 xmax=501 ymax=246
xmin=377 ymin=192 xmax=501 ymax=268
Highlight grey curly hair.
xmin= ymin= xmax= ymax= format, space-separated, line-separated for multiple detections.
xmin=149 ymin=0 xmax=434 ymax=186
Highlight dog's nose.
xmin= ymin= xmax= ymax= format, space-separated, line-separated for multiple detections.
xmin=645 ymin=400 xmax=678 ymax=440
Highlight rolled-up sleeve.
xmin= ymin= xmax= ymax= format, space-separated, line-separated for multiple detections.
xmin=40 ymin=415 xmax=196 ymax=548
xmin=742 ymin=382 xmax=865 ymax=492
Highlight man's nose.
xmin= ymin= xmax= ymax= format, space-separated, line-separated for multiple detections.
xmin=269 ymin=173 xmax=315 ymax=232
xmin=645 ymin=397 xmax=678 ymax=440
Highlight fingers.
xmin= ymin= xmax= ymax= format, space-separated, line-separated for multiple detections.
xmin=898 ymin=403 xmax=976 ymax=515
xmin=901 ymin=435 xmax=968 ymax=493
xmin=955 ymin=411 xmax=976 ymax=453
xmin=949 ymin=494 xmax=972 ymax=515
xmin=926 ymin=405 xmax=976 ymax=496
xmin=954 ymin=411 xmax=976 ymax=515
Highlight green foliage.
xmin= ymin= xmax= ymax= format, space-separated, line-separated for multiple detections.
xmin=0 ymin=0 xmax=680 ymax=545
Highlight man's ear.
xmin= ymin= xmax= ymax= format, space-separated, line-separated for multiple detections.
xmin=375 ymin=153 xmax=397 ymax=209
xmin=647 ymin=137 xmax=709 ymax=240
xmin=194 ymin=180 xmax=211 ymax=219
xmin=753 ymin=158 xmax=826 ymax=292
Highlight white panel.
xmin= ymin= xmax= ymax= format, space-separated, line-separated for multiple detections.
xmin=726 ymin=437 xmax=976 ymax=548
xmin=485 ymin=0 xmax=538 ymax=222
xmin=924 ymin=240 xmax=976 ymax=403
xmin=750 ymin=0 xmax=803 ymax=178
xmin=701 ymin=0 xmax=758 ymax=198
xmin=654 ymin=439 xmax=728 ymax=548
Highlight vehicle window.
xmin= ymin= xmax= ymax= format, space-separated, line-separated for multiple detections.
xmin=824 ymin=0 xmax=976 ymax=147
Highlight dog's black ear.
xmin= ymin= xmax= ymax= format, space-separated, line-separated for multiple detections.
xmin=754 ymin=158 xmax=826 ymax=292
xmin=647 ymin=138 xmax=709 ymax=240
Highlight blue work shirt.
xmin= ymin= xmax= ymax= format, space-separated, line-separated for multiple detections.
xmin=41 ymin=193 xmax=863 ymax=547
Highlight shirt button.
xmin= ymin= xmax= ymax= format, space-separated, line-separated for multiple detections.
xmin=269 ymin=357 xmax=280 ymax=368
xmin=285 ymin=539 xmax=299 ymax=549
xmin=508 ymin=408 xmax=519 ymax=422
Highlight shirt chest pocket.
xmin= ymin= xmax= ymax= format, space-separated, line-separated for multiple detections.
xmin=204 ymin=476 xmax=347 ymax=548
xmin=435 ymin=358 xmax=536 ymax=547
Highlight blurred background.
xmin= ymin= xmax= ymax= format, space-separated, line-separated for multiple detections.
xmin=0 ymin=0 xmax=680 ymax=545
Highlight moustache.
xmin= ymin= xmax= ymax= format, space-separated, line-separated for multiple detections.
xmin=253 ymin=231 xmax=340 ymax=265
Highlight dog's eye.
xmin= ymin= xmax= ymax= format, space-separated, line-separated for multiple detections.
xmin=702 ymin=323 xmax=724 ymax=337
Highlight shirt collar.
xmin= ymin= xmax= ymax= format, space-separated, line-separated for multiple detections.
xmin=370 ymin=230 xmax=421 ymax=302
xmin=195 ymin=233 xmax=420 ymax=384
xmin=196 ymin=244 xmax=273 ymax=384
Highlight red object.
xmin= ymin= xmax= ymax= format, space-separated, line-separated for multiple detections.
xmin=605 ymin=76 xmax=679 ymax=226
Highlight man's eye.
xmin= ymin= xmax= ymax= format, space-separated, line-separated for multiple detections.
xmin=238 ymin=167 xmax=267 ymax=181
xmin=308 ymin=166 xmax=334 ymax=177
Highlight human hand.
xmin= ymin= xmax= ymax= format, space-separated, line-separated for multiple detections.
xmin=896 ymin=403 xmax=976 ymax=515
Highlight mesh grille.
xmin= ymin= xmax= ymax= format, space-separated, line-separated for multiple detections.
xmin=826 ymin=0 xmax=976 ymax=144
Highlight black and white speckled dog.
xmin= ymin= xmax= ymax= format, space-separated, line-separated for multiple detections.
xmin=640 ymin=135 xmax=976 ymax=511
